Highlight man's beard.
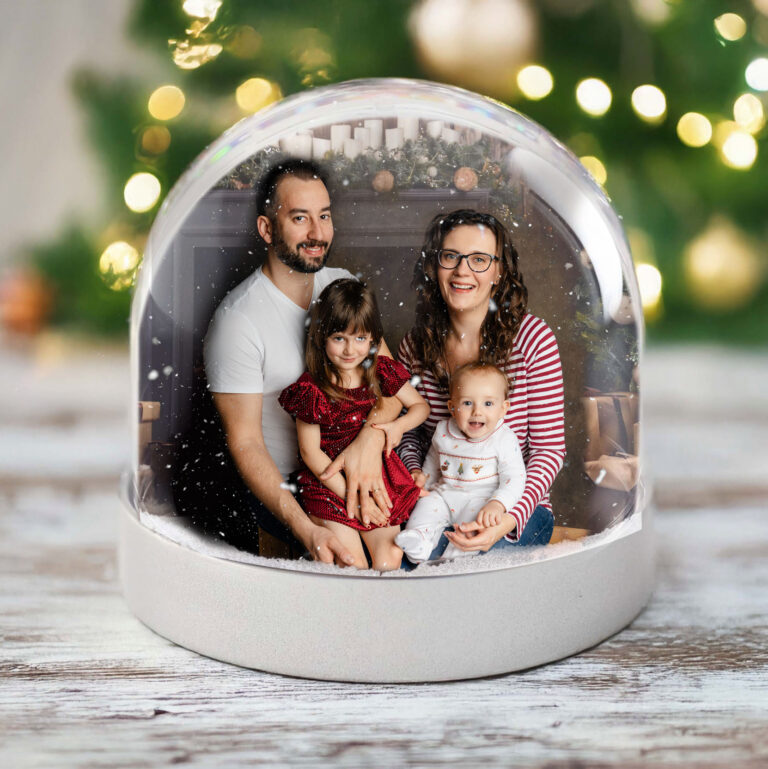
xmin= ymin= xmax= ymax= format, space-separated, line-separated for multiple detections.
xmin=273 ymin=230 xmax=331 ymax=274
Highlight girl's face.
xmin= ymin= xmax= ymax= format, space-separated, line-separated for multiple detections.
xmin=325 ymin=327 xmax=373 ymax=373
xmin=437 ymin=224 xmax=501 ymax=316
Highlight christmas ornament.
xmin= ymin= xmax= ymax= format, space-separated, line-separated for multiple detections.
xmin=371 ymin=169 xmax=395 ymax=193
xmin=453 ymin=166 xmax=479 ymax=191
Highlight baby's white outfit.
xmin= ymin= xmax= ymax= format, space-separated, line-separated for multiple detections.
xmin=396 ymin=418 xmax=526 ymax=563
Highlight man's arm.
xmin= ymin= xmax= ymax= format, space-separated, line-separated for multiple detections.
xmin=212 ymin=391 xmax=355 ymax=565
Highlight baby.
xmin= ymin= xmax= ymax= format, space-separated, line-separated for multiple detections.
xmin=396 ymin=362 xmax=526 ymax=563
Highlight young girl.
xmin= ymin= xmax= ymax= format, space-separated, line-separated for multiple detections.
xmin=279 ymin=278 xmax=429 ymax=571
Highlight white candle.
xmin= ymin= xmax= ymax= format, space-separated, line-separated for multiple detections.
xmin=354 ymin=126 xmax=371 ymax=148
xmin=343 ymin=137 xmax=361 ymax=159
xmin=330 ymin=124 xmax=352 ymax=153
xmin=441 ymin=127 xmax=460 ymax=144
xmin=312 ymin=137 xmax=331 ymax=161
xmin=398 ymin=116 xmax=419 ymax=142
xmin=385 ymin=127 xmax=404 ymax=149
xmin=364 ymin=119 xmax=383 ymax=148
xmin=426 ymin=120 xmax=443 ymax=139
xmin=295 ymin=133 xmax=313 ymax=159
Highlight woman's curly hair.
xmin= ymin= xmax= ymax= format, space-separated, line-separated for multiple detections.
xmin=410 ymin=209 xmax=528 ymax=389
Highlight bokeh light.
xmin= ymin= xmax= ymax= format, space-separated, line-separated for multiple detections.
xmin=228 ymin=25 xmax=262 ymax=59
xmin=714 ymin=13 xmax=747 ymax=41
xmin=99 ymin=241 xmax=141 ymax=291
xmin=516 ymin=65 xmax=554 ymax=99
xmin=631 ymin=84 xmax=666 ymax=123
xmin=733 ymin=93 xmax=766 ymax=133
xmin=579 ymin=155 xmax=607 ymax=185
xmin=140 ymin=126 xmax=171 ymax=155
xmin=147 ymin=85 xmax=185 ymax=121
xmin=576 ymin=78 xmax=612 ymax=116
xmin=684 ymin=219 xmax=762 ymax=310
xmin=636 ymin=263 xmax=663 ymax=319
xmin=172 ymin=42 xmax=223 ymax=70
xmin=124 ymin=173 xmax=162 ymax=213
xmin=235 ymin=78 xmax=281 ymax=113
xmin=720 ymin=129 xmax=758 ymax=169
xmin=182 ymin=0 xmax=222 ymax=19
xmin=630 ymin=0 xmax=672 ymax=25
xmin=745 ymin=57 xmax=768 ymax=90
xmin=676 ymin=112 xmax=712 ymax=147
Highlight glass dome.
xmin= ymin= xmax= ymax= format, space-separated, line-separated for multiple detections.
xmin=127 ymin=78 xmax=644 ymax=569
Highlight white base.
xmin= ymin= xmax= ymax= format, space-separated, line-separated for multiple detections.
xmin=119 ymin=504 xmax=654 ymax=682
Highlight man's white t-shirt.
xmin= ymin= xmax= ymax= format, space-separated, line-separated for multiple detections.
xmin=204 ymin=265 xmax=352 ymax=476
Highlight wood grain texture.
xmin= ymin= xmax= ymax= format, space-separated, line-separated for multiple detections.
xmin=1 ymin=343 xmax=767 ymax=767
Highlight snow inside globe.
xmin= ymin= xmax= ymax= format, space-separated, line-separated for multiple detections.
xmin=121 ymin=79 xmax=653 ymax=682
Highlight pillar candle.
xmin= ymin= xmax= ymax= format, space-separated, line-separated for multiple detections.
xmin=385 ymin=127 xmax=404 ymax=150
xmin=330 ymin=124 xmax=352 ymax=153
xmin=398 ymin=116 xmax=420 ymax=142
xmin=312 ymin=137 xmax=331 ymax=160
xmin=364 ymin=119 xmax=383 ymax=148
xmin=354 ymin=126 xmax=371 ymax=148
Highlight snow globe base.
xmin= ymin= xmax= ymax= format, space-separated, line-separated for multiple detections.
xmin=119 ymin=501 xmax=653 ymax=682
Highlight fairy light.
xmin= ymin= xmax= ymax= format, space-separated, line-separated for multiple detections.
xmin=124 ymin=173 xmax=162 ymax=213
xmin=636 ymin=263 xmax=663 ymax=319
xmin=579 ymin=155 xmax=607 ymax=185
xmin=676 ymin=112 xmax=712 ymax=147
xmin=516 ymin=65 xmax=554 ymax=100
xmin=182 ymin=0 xmax=222 ymax=19
xmin=714 ymin=13 xmax=747 ymax=41
xmin=99 ymin=241 xmax=140 ymax=291
xmin=235 ymin=78 xmax=281 ymax=113
xmin=172 ymin=42 xmax=223 ymax=70
xmin=147 ymin=85 xmax=185 ymax=121
xmin=631 ymin=85 xmax=666 ymax=123
xmin=733 ymin=93 xmax=766 ymax=133
xmin=140 ymin=126 xmax=171 ymax=155
xmin=720 ymin=129 xmax=758 ymax=169
xmin=576 ymin=78 xmax=612 ymax=116
xmin=745 ymin=58 xmax=768 ymax=90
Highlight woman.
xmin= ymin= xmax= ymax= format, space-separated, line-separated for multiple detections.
xmin=398 ymin=209 xmax=565 ymax=554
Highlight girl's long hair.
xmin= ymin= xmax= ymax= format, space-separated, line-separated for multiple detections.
xmin=410 ymin=209 xmax=528 ymax=389
xmin=306 ymin=278 xmax=384 ymax=403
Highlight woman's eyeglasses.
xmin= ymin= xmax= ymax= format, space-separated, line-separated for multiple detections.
xmin=437 ymin=249 xmax=498 ymax=273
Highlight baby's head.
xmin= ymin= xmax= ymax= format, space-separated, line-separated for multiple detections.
xmin=448 ymin=363 xmax=510 ymax=440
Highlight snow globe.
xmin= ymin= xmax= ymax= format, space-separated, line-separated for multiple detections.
xmin=121 ymin=79 xmax=653 ymax=681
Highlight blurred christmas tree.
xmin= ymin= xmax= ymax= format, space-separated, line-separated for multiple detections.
xmin=25 ymin=0 xmax=768 ymax=341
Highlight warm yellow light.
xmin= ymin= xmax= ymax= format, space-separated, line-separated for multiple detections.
xmin=631 ymin=84 xmax=666 ymax=122
xmin=576 ymin=78 xmax=612 ymax=116
xmin=745 ymin=57 xmax=768 ymax=90
xmin=676 ymin=113 xmax=712 ymax=147
xmin=516 ymin=65 xmax=553 ymax=100
xmin=235 ymin=78 xmax=281 ymax=113
xmin=714 ymin=13 xmax=747 ymax=41
xmin=636 ymin=263 xmax=663 ymax=318
xmin=579 ymin=155 xmax=607 ymax=185
xmin=733 ymin=93 xmax=766 ymax=133
xmin=182 ymin=0 xmax=222 ymax=19
xmin=99 ymin=241 xmax=140 ymax=290
xmin=147 ymin=85 xmax=185 ymax=121
xmin=684 ymin=219 xmax=762 ymax=310
xmin=229 ymin=25 xmax=262 ymax=59
xmin=172 ymin=42 xmax=223 ymax=70
xmin=140 ymin=126 xmax=171 ymax=155
xmin=124 ymin=173 xmax=161 ymax=213
xmin=720 ymin=130 xmax=758 ymax=169
xmin=631 ymin=0 xmax=672 ymax=25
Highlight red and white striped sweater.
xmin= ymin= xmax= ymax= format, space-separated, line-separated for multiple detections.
xmin=398 ymin=313 xmax=566 ymax=541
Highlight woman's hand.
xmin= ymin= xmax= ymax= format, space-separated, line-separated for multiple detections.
xmin=445 ymin=514 xmax=517 ymax=552
xmin=370 ymin=421 xmax=405 ymax=457
xmin=320 ymin=424 xmax=392 ymax=527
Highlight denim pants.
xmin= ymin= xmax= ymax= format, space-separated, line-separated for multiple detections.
xmin=403 ymin=504 xmax=555 ymax=568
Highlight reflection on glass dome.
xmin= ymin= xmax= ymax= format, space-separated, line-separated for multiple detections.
xmin=128 ymin=79 xmax=644 ymax=572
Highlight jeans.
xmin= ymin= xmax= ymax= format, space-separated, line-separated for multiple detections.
xmin=401 ymin=504 xmax=555 ymax=569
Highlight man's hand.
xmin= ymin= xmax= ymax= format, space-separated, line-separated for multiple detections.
xmin=319 ymin=425 xmax=391 ymax=527
xmin=370 ymin=421 xmax=405 ymax=457
xmin=307 ymin=523 xmax=356 ymax=566
xmin=444 ymin=515 xmax=517 ymax=552
xmin=476 ymin=500 xmax=506 ymax=528
xmin=410 ymin=469 xmax=430 ymax=497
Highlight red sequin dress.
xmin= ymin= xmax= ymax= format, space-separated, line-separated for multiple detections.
xmin=279 ymin=357 xmax=420 ymax=531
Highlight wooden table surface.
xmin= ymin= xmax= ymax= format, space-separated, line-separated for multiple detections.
xmin=1 ymin=339 xmax=767 ymax=768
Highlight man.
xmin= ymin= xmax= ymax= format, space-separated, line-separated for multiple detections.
xmin=204 ymin=158 xmax=398 ymax=565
